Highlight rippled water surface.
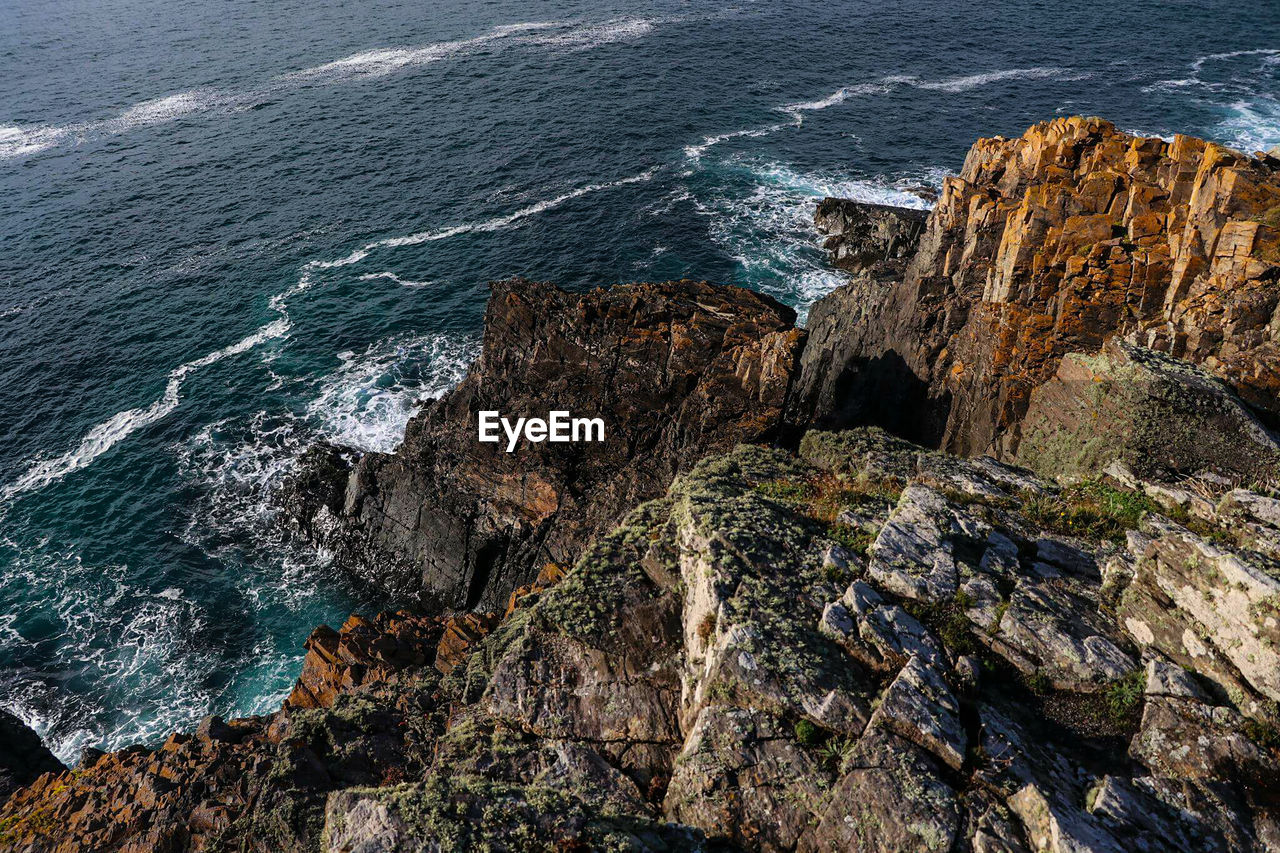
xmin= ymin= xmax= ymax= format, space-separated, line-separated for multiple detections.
xmin=1 ymin=0 xmax=1277 ymax=760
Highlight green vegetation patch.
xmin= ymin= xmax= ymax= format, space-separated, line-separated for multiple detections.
xmin=1023 ymin=480 xmax=1159 ymax=541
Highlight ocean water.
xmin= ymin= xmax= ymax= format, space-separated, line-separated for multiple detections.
xmin=1 ymin=0 xmax=1277 ymax=763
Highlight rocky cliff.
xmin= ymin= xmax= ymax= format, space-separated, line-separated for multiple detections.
xmin=5 ymin=429 xmax=1279 ymax=852
xmin=793 ymin=116 xmax=1280 ymax=461
xmin=284 ymin=278 xmax=803 ymax=611
xmin=4 ymin=118 xmax=1280 ymax=853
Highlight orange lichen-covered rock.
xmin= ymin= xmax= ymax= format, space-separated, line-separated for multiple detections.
xmin=794 ymin=117 xmax=1280 ymax=462
xmin=284 ymin=611 xmax=443 ymax=710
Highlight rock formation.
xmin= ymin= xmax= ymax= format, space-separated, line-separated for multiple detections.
xmin=812 ymin=197 xmax=928 ymax=274
xmin=794 ymin=116 xmax=1280 ymax=460
xmin=284 ymin=278 xmax=804 ymax=612
xmin=6 ymin=118 xmax=1280 ymax=852
xmin=1014 ymin=338 xmax=1280 ymax=484
xmin=6 ymin=430 xmax=1280 ymax=851
xmin=0 ymin=712 xmax=63 ymax=803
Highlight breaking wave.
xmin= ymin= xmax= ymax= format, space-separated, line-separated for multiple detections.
xmin=1 ymin=166 xmax=658 ymax=500
xmin=0 ymin=17 xmax=667 ymax=161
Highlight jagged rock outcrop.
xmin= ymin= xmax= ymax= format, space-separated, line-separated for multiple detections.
xmin=0 ymin=712 xmax=63 ymax=803
xmin=6 ymin=431 xmax=1280 ymax=851
xmin=284 ymin=278 xmax=804 ymax=612
xmin=10 ymin=118 xmax=1280 ymax=853
xmin=793 ymin=116 xmax=1280 ymax=459
xmin=813 ymin=198 xmax=928 ymax=274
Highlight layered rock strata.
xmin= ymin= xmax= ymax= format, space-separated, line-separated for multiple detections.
xmin=794 ymin=116 xmax=1280 ymax=458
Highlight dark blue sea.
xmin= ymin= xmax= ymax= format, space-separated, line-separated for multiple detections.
xmin=2 ymin=0 xmax=1277 ymax=762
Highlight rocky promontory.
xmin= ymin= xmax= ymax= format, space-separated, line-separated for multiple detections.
xmin=793 ymin=116 xmax=1280 ymax=462
xmin=284 ymin=278 xmax=804 ymax=611
xmin=3 ymin=117 xmax=1280 ymax=852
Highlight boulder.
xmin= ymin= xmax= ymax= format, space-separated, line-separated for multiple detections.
xmin=0 ymin=711 xmax=63 ymax=802
xmin=1014 ymin=339 xmax=1280 ymax=483
xmin=813 ymin=197 xmax=928 ymax=274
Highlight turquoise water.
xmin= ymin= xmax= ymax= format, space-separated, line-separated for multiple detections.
xmin=1 ymin=0 xmax=1277 ymax=762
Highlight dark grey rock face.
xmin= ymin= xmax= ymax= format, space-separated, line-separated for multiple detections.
xmin=813 ymin=197 xmax=928 ymax=275
xmin=283 ymin=278 xmax=805 ymax=611
xmin=0 ymin=711 xmax=63 ymax=802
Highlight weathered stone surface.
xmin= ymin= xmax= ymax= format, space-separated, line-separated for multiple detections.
xmin=285 ymin=278 xmax=804 ymax=611
xmin=1117 ymin=516 xmax=1280 ymax=711
xmin=799 ymin=730 xmax=959 ymax=853
xmin=8 ymin=429 xmax=1280 ymax=852
xmin=988 ymin=578 xmax=1137 ymax=689
xmin=793 ymin=117 xmax=1280 ymax=458
xmin=867 ymin=484 xmax=989 ymax=602
xmin=663 ymin=706 xmax=827 ymax=852
xmin=1015 ymin=339 xmax=1280 ymax=483
xmin=813 ymin=197 xmax=929 ymax=274
xmin=286 ymin=612 xmax=444 ymax=710
xmin=867 ymin=654 xmax=966 ymax=770
xmin=822 ymin=580 xmax=945 ymax=670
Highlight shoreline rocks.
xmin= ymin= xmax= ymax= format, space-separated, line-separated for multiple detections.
xmin=282 ymin=278 xmax=804 ymax=612
xmin=8 ymin=116 xmax=1280 ymax=852
xmin=794 ymin=116 xmax=1280 ymax=458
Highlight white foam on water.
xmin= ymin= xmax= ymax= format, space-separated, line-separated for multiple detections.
xmin=776 ymin=67 xmax=1088 ymax=124
xmin=2 ymin=318 xmax=290 ymax=501
xmin=1148 ymin=49 xmax=1280 ymax=154
xmin=514 ymin=18 xmax=655 ymax=50
xmin=306 ymin=165 xmax=661 ymax=271
xmin=684 ymin=121 xmax=798 ymax=161
xmin=305 ymin=332 xmax=479 ymax=454
xmin=0 ymin=17 xmax=669 ymax=161
xmin=2 ymin=165 xmax=655 ymax=499
xmin=0 ymin=538 xmax=224 ymax=762
xmin=1216 ymin=98 xmax=1280 ymax=153
xmin=1191 ymin=48 xmax=1280 ymax=72
xmin=356 ymin=271 xmax=434 ymax=288
xmin=779 ymin=81 xmax=894 ymax=117
xmin=691 ymin=158 xmax=945 ymax=321
xmin=105 ymin=90 xmax=232 ymax=130
xmin=0 ymin=124 xmax=72 ymax=159
xmin=913 ymin=66 xmax=1077 ymax=92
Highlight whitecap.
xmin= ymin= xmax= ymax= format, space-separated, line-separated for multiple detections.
xmin=1 ymin=17 xmax=668 ymax=161
xmin=105 ymin=90 xmax=231 ymax=131
xmin=313 ymin=165 xmax=661 ymax=264
xmin=2 ymin=318 xmax=290 ymax=501
xmin=304 ymin=332 xmax=479 ymax=453
xmin=1190 ymin=48 xmax=1280 ymax=72
xmin=515 ymin=18 xmax=655 ymax=50
xmin=356 ymin=271 xmax=434 ymax=288
xmin=0 ymin=124 xmax=73 ymax=159
xmin=2 ymin=166 xmax=656 ymax=498
xmin=684 ymin=121 xmax=797 ymax=161
xmin=779 ymin=81 xmax=893 ymax=116
xmin=913 ymin=66 xmax=1079 ymax=93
